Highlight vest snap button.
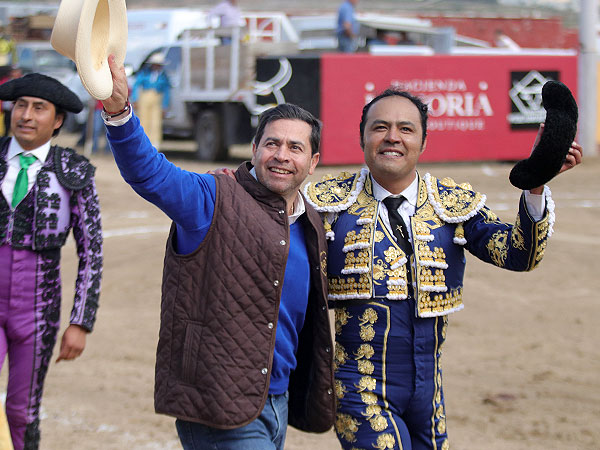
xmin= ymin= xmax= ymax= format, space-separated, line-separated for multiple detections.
xmin=261 ymin=368 xmax=268 ymax=375
xmin=280 ymin=240 xmax=286 ymax=246
xmin=273 ymin=280 xmax=279 ymax=287
xmin=267 ymin=322 xmax=274 ymax=329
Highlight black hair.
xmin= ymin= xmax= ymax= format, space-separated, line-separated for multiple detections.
xmin=52 ymin=107 xmax=66 ymax=137
xmin=359 ymin=89 xmax=428 ymax=147
xmin=253 ymin=103 xmax=322 ymax=155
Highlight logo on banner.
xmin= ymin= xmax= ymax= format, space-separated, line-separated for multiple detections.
xmin=366 ymin=78 xmax=494 ymax=132
xmin=508 ymin=70 xmax=558 ymax=129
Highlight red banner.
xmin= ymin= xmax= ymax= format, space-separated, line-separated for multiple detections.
xmin=319 ymin=53 xmax=577 ymax=164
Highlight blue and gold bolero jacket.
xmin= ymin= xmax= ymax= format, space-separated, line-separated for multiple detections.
xmin=304 ymin=169 xmax=554 ymax=318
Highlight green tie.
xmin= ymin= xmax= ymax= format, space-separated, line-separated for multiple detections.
xmin=12 ymin=153 xmax=37 ymax=207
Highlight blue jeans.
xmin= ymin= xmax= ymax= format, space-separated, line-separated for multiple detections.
xmin=176 ymin=392 xmax=289 ymax=450
xmin=337 ymin=34 xmax=357 ymax=53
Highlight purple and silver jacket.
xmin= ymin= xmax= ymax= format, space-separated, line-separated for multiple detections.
xmin=0 ymin=138 xmax=103 ymax=331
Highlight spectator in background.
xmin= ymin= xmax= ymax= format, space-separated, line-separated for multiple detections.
xmin=336 ymin=0 xmax=359 ymax=53
xmin=77 ymin=100 xmax=108 ymax=154
xmin=131 ymin=53 xmax=170 ymax=151
xmin=397 ymin=30 xmax=415 ymax=45
xmin=367 ymin=29 xmax=389 ymax=47
xmin=0 ymin=34 xmax=15 ymax=67
xmin=90 ymin=100 xmax=108 ymax=153
xmin=208 ymin=0 xmax=245 ymax=44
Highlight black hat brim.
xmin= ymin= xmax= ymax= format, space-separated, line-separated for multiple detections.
xmin=0 ymin=73 xmax=83 ymax=113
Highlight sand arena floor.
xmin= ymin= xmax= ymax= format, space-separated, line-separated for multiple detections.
xmin=2 ymin=134 xmax=598 ymax=450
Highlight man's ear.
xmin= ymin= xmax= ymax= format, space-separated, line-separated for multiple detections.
xmin=250 ymin=141 xmax=257 ymax=165
xmin=308 ymin=152 xmax=320 ymax=175
xmin=420 ymin=137 xmax=427 ymax=154
xmin=53 ymin=112 xmax=65 ymax=131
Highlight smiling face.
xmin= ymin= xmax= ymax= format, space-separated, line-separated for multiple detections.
xmin=11 ymin=96 xmax=63 ymax=150
xmin=251 ymin=118 xmax=320 ymax=209
xmin=362 ymin=95 xmax=426 ymax=194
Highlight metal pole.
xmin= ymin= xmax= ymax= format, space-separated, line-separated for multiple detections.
xmin=578 ymin=0 xmax=598 ymax=157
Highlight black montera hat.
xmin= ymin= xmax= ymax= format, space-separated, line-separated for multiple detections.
xmin=0 ymin=73 xmax=83 ymax=113
xmin=509 ymin=80 xmax=578 ymax=190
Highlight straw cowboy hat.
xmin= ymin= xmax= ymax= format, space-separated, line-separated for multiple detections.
xmin=51 ymin=0 xmax=128 ymax=100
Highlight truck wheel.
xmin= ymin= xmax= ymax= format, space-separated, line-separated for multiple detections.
xmin=195 ymin=109 xmax=226 ymax=161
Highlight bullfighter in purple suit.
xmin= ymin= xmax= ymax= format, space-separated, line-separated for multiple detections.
xmin=0 ymin=73 xmax=103 ymax=450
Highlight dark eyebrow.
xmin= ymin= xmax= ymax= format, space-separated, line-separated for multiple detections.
xmin=264 ymin=136 xmax=307 ymax=149
xmin=371 ymin=119 xmax=416 ymax=128
xmin=263 ymin=136 xmax=281 ymax=143
xmin=288 ymin=139 xmax=306 ymax=149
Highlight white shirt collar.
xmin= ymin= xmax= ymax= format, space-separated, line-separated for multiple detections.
xmin=7 ymin=137 xmax=51 ymax=163
xmin=371 ymin=171 xmax=419 ymax=206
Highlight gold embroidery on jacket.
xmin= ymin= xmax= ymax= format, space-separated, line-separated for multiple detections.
xmin=436 ymin=404 xmax=445 ymax=419
xmin=355 ymin=343 xmax=375 ymax=360
xmin=334 ymin=342 xmax=348 ymax=372
xmin=437 ymin=416 xmax=446 ymax=434
xmin=528 ymin=215 xmax=550 ymax=269
xmin=487 ymin=230 xmax=509 ymax=267
xmin=372 ymin=259 xmax=387 ymax=282
xmin=355 ymin=376 xmax=376 ymax=392
xmin=419 ymin=268 xmax=447 ymax=288
xmin=361 ymin=391 xmax=377 ymax=405
xmin=418 ymin=289 xmax=463 ymax=318
xmin=335 ymin=308 xmax=352 ymax=335
xmin=360 ymin=326 xmax=376 ymax=342
xmin=357 ymin=359 xmax=375 ymax=375
xmin=359 ymin=308 xmax=378 ymax=326
xmin=511 ymin=215 xmax=526 ymax=250
xmin=480 ymin=207 xmax=499 ymax=223
xmin=373 ymin=433 xmax=396 ymax=449
xmin=320 ymin=250 xmax=327 ymax=277
xmin=362 ymin=403 xmax=388 ymax=433
xmin=335 ymin=412 xmax=360 ymax=443
xmin=344 ymin=250 xmax=370 ymax=273
xmin=329 ymin=275 xmax=371 ymax=299
xmin=335 ymin=379 xmax=347 ymax=400
xmin=309 ymin=172 xmax=356 ymax=207
xmin=430 ymin=177 xmax=485 ymax=221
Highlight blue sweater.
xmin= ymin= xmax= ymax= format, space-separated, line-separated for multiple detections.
xmin=106 ymin=114 xmax=310 ymax=394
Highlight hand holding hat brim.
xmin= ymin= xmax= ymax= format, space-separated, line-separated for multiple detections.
xmin=509 ymin=80 xmax=578 ymax=190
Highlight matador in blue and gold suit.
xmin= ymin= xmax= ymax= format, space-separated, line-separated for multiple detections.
xmin=305 ymin=167 xmax=553 ymax=450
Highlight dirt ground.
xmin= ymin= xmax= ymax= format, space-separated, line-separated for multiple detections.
xmin=2 ymin=135 xmax=599 ymax=450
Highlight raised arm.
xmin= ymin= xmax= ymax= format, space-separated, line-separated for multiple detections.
xmin=100 ymin=55 xmax=216 ymax=248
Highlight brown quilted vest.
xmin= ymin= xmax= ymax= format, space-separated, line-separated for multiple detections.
xmin=154 ymin=162 xmax=335 ymax=432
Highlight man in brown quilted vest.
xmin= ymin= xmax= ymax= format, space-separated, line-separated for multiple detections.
xmin=100 ymin=55 xmax=335 ymax=449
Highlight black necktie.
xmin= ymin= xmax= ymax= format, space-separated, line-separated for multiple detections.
xmin=382 ymin=196 xmax=412 ymax=256
xmin=383 ymin=195 xmax=414 ymax=299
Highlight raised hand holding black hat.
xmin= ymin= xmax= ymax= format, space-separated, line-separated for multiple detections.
xmin=509 ymin=80 xmax=580 ymax=191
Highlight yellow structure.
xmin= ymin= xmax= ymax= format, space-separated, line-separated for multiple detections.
xmin=0 ymin=401 xmax=13 ymax=450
